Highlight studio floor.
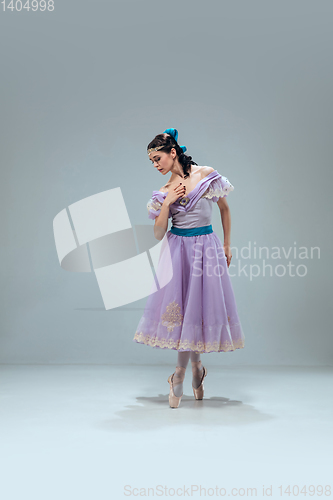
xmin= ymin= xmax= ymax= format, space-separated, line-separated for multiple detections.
xmin=0 ymin=364 xmax=332 ymax=499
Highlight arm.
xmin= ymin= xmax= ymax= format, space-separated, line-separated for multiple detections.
xmin=217 ymin=196 xmax=232 ymax=267
xmin=149 ymin=184 xmax=186 ymax=240
xmin=153 ymin=198 xmax=170 ymax=241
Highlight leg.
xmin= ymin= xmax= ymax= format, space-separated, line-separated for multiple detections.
xmin=172 ymin=351 xmax=190 ymax=397
xmin=190 ymin=351 xmax=204 ymax=389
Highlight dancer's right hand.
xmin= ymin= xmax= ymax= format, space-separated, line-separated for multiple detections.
xmin=165 ymin=184 xmax=186 ymax=205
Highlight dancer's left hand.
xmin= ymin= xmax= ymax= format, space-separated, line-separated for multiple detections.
xmin=223 ymin=244 xmax=232 ymax=268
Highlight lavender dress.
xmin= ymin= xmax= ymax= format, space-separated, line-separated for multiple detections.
xmin=133 ymin=169 xmax=245 ymax=353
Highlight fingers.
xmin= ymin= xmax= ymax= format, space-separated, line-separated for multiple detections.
xmin=172 ymin=184 xmax=186 ymax=200
xmin=175 ymin=185 xmax=186 ymax=194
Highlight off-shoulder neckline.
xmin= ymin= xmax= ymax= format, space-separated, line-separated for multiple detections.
xmin=155 ymin=169 xmax=218 ymax=198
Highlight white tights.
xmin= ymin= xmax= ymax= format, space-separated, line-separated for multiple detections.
xmin=172 ymin=351 xmax=204 ymax=397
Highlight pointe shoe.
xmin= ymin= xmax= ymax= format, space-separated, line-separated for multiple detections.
xmin=167 ymin=367 xmax=185 ymax=408
xmin=192 ymin=366 xmax=207 ymax=400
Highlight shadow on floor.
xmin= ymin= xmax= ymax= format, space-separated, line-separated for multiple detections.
xmin=98 ymin=394 xmax=274 ymax=432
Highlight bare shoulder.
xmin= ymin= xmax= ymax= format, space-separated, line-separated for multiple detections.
xmin=200 ymin=166 xmax=215 ymax=178
xmin=158 ymin=165 xmax=214 ymax=192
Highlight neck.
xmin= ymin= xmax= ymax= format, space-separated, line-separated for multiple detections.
xmin=169 ymin=159 xmax=190 ymax=180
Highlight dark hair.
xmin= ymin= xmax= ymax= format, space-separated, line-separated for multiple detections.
xmin=147 ymin=133 xmax=198 ymax=179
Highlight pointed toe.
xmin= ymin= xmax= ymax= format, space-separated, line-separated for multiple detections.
xmin=168 ymin=373 xmax=183 ymax=408
xmin=192 ymin=366 xmax=207 ymax=400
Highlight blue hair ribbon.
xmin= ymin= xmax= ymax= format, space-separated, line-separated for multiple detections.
xmin=163 ymin=128 xmax=187 ymax=153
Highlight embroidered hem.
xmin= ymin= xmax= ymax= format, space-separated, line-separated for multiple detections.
xmin=133 ymin=331 xmax=245 ymax=353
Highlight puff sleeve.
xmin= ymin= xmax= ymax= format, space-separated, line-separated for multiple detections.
xmin=202 ymin=174 xmax=234 ymax=202
xmin=147 ymin=191 xmax=170 ymax=220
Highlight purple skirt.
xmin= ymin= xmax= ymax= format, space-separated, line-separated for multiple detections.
xmin=133 ymin=227 xmax=245 ymax=353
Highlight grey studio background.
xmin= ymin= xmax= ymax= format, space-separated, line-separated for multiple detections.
xmin=1 ymin=0 xmax=332 ymax=367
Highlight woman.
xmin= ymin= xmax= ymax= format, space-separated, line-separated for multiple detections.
xmin=133 ymin=128 xmax=245 ymax=408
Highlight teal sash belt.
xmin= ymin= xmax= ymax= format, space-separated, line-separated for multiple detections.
xmin=170 ymin=224 xmax=213 ymax=236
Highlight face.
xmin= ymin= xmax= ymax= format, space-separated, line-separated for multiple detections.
xmin=149 ymin=148 xmax=176 ymax=174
